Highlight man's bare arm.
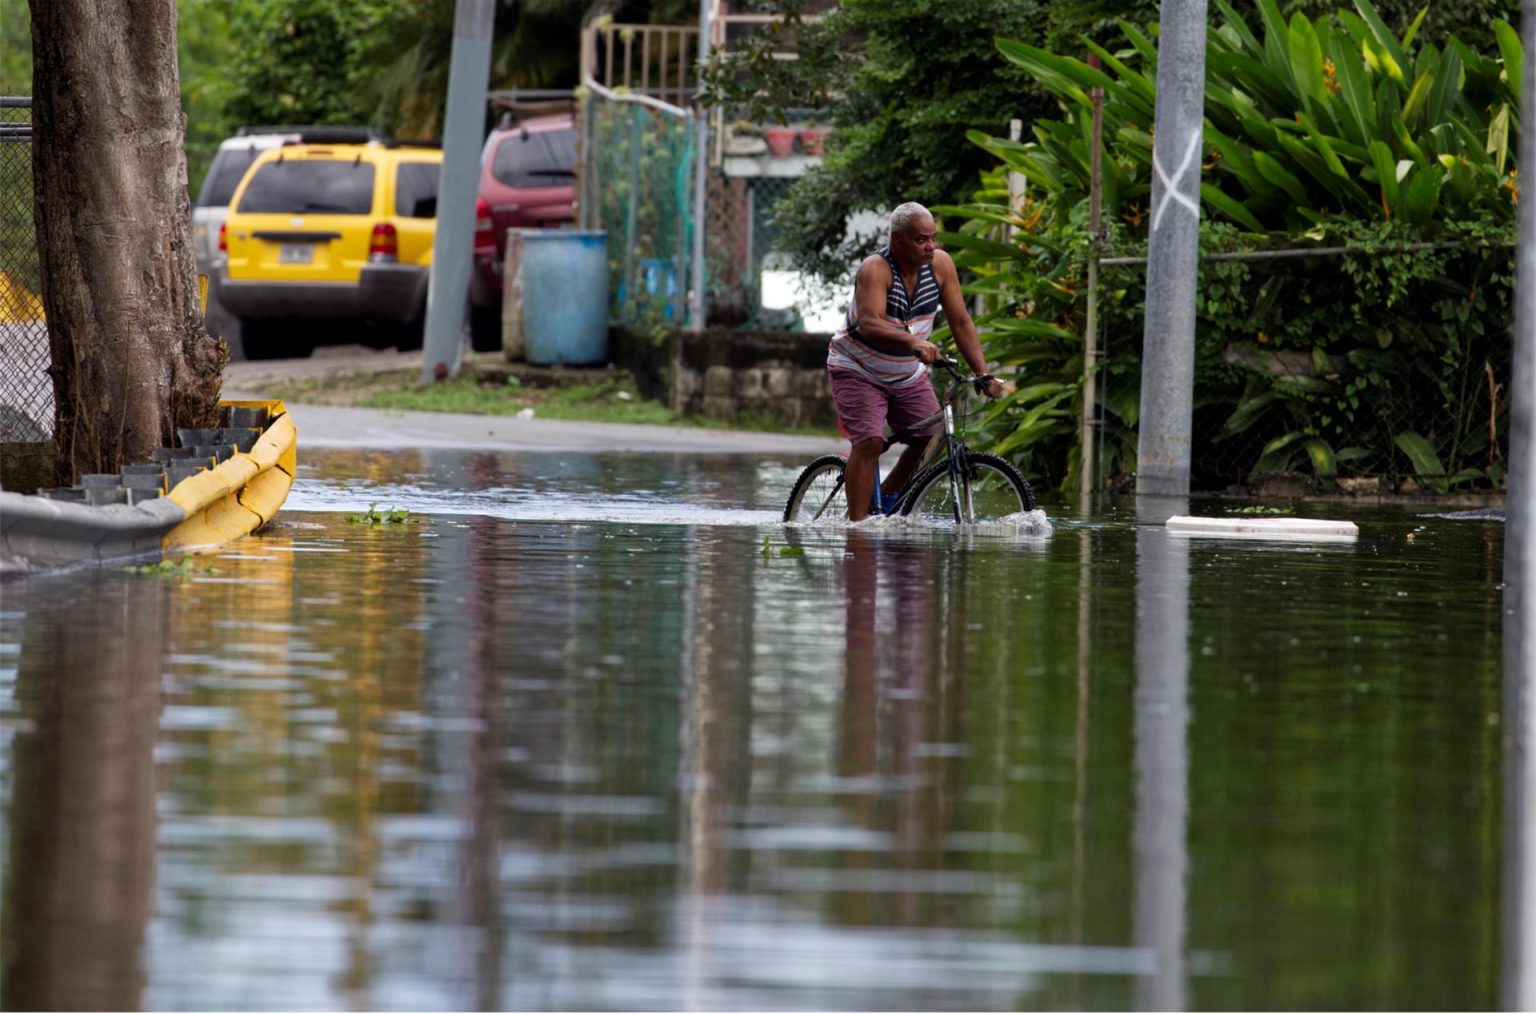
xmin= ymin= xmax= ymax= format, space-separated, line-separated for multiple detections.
xmin=935 ymin=251 xmax=1004 ymax=397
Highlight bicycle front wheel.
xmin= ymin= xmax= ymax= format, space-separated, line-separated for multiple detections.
xmin=902 ymin=452 xmax=1035 ymax=524
xmin=783 ymin=454 xmax=849 ymax=522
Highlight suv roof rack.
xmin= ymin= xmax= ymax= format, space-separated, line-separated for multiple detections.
xmin=236 ymin=125 xmax=389 ymax=144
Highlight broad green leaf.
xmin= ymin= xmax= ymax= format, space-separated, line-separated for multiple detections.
xmin=1494 ymin=19 xmax=1524 ymax=102
xmin=1201 ymin=183 xmax=1267 ymax=232
xmin=1401 ymin=7 xmax=1428 ymax=51
xmin=1303 ymin=438 xmax=1338 ymax=478
xmin=1394 ymin=430 xmax=1446 ymax=478
xmin=1402 ymin=164 xmax=1446 ymax=224
xmin=1352 ymin=0 xmax=1409 ymax=85
xmin=1217 ymin=388 xmax=1278 ymax=439
xmin=1289 ymin=13 xmax=1326 ymax=103
xmin=1213 ymin=0 xmax=1261 ymax=56
xmin=1252 ymin=151 xmax=1310 ymax=203
xmin=1424 ymin=46 xmax=1463 ymax=127
xmin=1335 ymin=446 xmax=1372 ymax=461
xmin=1328 ymin=33 xmax=1374 ymax=147
xmin=1367 ymin=140 xmax=1399 ymax=217
xmin=1487 ymin=104 xmax=1511 ymax=174
xmin=1401 ymin=71 xmax=1433 ymax=125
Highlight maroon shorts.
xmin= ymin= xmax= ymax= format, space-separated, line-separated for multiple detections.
xmin=829 ymin=367 xmax=941 ymax=447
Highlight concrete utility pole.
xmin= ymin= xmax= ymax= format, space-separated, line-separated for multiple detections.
xmin=688 ymin=0 xmax=713 ymax=333
xmin=1501 ymin=2 xmax=1536 ymax=1007
xmin=422 ymin=0 xmax=496 ymax=383
xmin=1134 ymin=0 xmax=1209 ymax=497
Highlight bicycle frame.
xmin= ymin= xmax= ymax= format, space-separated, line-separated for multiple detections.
xmin=893 ymin=359 xmax=977 ymax=522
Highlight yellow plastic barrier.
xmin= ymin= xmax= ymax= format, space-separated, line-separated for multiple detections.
xmin=163 ymin=399 xmax=296 ymax=552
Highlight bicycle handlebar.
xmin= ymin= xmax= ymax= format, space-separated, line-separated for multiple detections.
xmin=933 ymin=357 xmax=996 ymax=396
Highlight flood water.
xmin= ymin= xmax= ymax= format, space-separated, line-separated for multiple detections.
xmin=0 ymin=447 xmax=1509 ymax=1010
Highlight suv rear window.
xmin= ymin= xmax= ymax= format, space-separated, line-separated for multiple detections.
xmin=235 ymin=160 xmax=376 ymax=215
xmin=197 ymin=147 xmax=266 ymax=208
xmin=395 ymin=162 xmax=441 ymax=218
xmin=491 ymin=128 xmax=577 ymax=188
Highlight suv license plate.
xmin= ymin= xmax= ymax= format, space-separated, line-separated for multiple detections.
xmin=279 ymin=243 xmax=314 ymax=264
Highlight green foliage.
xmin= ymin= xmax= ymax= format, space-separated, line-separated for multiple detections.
xmin=127 ymin=556 xmax=218 ymax=576
xmin=346 ymin=503 xmax=413 ymax=525
xmin=946 ymin=0 xmax=1518 ymax=491
xmin=702 ymin=0 xmax=1059 ymax=285
xmin=0 ymin=2 xmax=31 ymax=94
xmin=222 ymin=0 xmax=401 ymax=132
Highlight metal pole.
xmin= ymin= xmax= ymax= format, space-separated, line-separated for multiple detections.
xmin=688 ymin=0 xmax=712 ymax=333
xmin=1134 ymin=0 xmax=1208 ymax=497
xmin=1133 ymin=500 xmax=1191 ymax=1012
xmin=1080 ymin=55 xmax=1104 ymax=511
xmin=422 ymin=0 xmax=495 ymax=383
xmin=1502 ymin=3 xmax=1536 ymax=1007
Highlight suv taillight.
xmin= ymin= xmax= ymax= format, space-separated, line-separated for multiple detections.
xmin=474 ymin=197 xmax=495 ymax=250
xmin=217 ymin=221 xmax=227 ymax=253
xmin=369 ymin=222 xmax=398 ymax=261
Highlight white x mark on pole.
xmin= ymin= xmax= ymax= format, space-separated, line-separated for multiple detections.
xmin=1151 ymin=131 xmax=1203 ymax=232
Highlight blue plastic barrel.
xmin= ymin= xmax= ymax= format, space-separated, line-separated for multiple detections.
xmin=520 ymin=230 xmax=609 ymax=365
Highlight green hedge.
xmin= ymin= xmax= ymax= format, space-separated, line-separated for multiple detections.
xmin=942 ymin=0 xmax=1518 ymax=493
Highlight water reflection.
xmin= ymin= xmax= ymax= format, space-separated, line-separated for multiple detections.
xmin=1 ymin=575 xmax=162 ymax=1011
xmin=1133 ymin=497 xmax=1190 ymax=1012
xmin=0 ymin=448 xmax=1512 ymax=1009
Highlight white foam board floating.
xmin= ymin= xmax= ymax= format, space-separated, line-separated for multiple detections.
xmin=1166 ymin=515 xmax=1359 ymax=541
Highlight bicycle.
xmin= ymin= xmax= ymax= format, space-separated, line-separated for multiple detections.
xmin=782 ymin=357 xmax=1036 ymax=524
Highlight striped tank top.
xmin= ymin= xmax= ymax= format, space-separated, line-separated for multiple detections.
xmin=826 ymin=247 xmax=940 ymax=387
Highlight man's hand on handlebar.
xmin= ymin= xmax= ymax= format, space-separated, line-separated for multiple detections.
xmin=912 ymin=340 xmax=942 ymax=364
xmin=980 ymin=377 xmax=1006 ymax=400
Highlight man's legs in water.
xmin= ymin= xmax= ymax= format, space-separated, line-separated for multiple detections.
xmin=845 ymin=436 xmax=883 ymax=522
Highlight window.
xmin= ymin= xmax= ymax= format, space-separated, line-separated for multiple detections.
xmin=491 ymin=128 xmax=577 ymax=188
xmin=395 ymin=161 xmax=441 ymax=218
xmin=197 ymin=147 xmax=264 ymax=208
xmin=235 ymin=160 xmax=376 ymax=215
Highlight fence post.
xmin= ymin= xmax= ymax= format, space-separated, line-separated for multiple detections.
xmin=1080 ymin=55 xmax=1105 ymax=509
xmin=1135 ymin=0 xmax=1208 ymax=497
xmin=688 ymin=0 xmax=712 ymax=333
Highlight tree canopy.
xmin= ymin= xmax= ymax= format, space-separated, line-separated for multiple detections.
xmin=705 ymin=0 xmax=1519 ymax=285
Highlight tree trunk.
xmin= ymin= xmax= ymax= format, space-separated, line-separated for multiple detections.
xmin=29 ymin=0 xmax=226 ymax=486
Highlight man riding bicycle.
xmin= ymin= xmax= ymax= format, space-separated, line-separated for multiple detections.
xmin=827 ymin=201 xmax=1005 ymax=521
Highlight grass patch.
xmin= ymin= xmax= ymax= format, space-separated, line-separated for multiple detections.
xmin=359 ymin=373 xmax=678 ymax=426
xmin=265 ymin=366 xmax=838 ymax=437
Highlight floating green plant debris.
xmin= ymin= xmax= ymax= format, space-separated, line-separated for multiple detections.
xmin=127 ymin=557 xmax=217 ymax=576
xmin=761 ymin=535 xmax=805 ymax=558
xmin=346 ymin=504 xmax=414 ymax=526
xmin=1230 ymin=505 xmax=1294 ymax=515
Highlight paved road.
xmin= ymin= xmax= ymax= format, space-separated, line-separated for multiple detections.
xmin=224 ymin=348 xmax=844 ymax=456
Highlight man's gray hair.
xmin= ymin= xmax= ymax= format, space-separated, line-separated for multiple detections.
xmin=889 ymin=201 xmax=932 ymax=239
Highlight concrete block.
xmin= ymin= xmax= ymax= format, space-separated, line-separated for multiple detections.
xmin=701 ymin=395 xmax=736 ymax=421
xmin=736 ymin=370 xmax=764 ymax=400
xmin=703 ymin=365 xmax=735 ymax=398
xmin=764 ymin=368 xmax=792 ymax=398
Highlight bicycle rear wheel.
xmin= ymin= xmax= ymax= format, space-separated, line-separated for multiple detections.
xmin=902 ymin=452 xmax=1035 ymax=523
xmin=783 ymin=454 xmax=848 ymax=522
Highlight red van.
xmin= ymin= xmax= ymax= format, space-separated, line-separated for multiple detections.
xmin=469 ymin=114 xmax=578 ymax=349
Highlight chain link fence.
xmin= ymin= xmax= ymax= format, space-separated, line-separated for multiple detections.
xmin=0 ymin=97 xmax=49 ymax=444
xmin=703 ymin=173 xmax=801 ymax=328
xmin=581 ymin=89 xmax=694 ymax=331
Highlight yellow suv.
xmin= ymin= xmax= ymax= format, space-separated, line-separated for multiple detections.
xmin=215 ymin=140 xmax=442 ymax=359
